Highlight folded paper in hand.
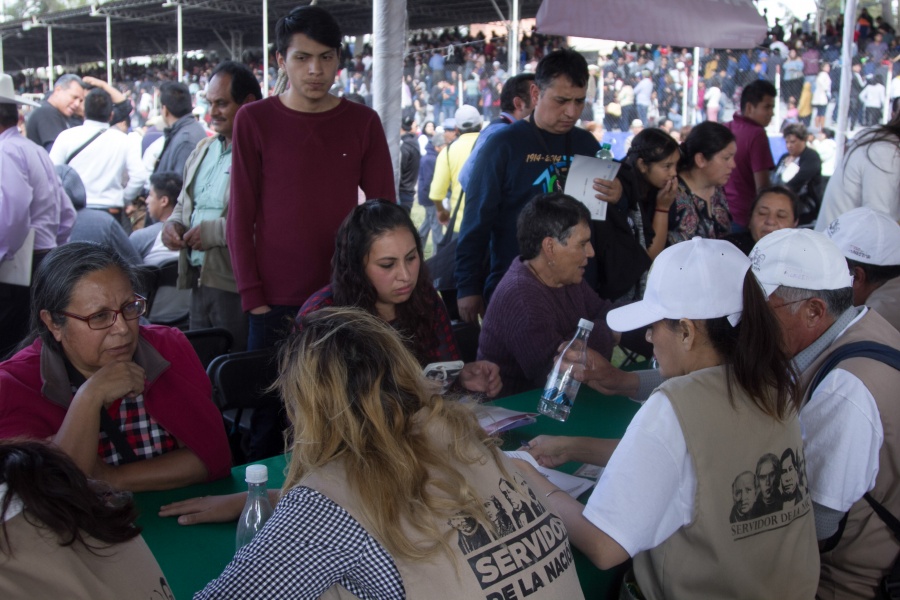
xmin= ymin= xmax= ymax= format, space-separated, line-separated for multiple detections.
xmin=565 ymin=154 xmax=621 ymax=221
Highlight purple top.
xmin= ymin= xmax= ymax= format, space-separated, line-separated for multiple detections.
xmin=724 ymin=115 xmax=774 ymax=227
xmin=478 ymin=257 xmax=616 ymax=397
xmin=0 ymin=128 xmax=75 ymax=260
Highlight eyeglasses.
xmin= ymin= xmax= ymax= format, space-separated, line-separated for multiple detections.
xmin=58 ymin=295 xmax=147 ymax=330
xmin=770 ymin=298 xmax=808 ymax=311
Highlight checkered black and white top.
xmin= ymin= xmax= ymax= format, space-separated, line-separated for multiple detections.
xmin=196 ymin=486 xmax=405 ymax=599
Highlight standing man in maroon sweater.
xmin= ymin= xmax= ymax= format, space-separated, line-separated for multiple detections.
xmin=723 ymin=80 xmax=776 ymax=232
xmin=227 ymin=5 xmax=395 ymax=459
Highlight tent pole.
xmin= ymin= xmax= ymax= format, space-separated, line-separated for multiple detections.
xmin=373 ymin=0 xmax=406 ymax=199
xmin=47 ymin=25 xmax=53 ymax=90
xmin=263 ymin=0 xmax=268 ymax=96
xmin=106 ymin=16 xmax=112 ymax=84
xmin=692 ymin=48 xmax=699 ymax=125
xmin=177 ymin=3 xmax=183 ymax=83
xmin=510 ymin=0 xmax=519 ymax=76
xmin=835 ymin=0 xmax=858 ymax=167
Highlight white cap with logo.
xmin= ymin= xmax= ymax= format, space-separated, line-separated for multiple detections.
xmin=750 ymin=228 xmax=853 ymax=298
xmin=607 ymin=238 xmax=750 ymax=332
xmin=824 ymin=207 xmax=900 ymax=267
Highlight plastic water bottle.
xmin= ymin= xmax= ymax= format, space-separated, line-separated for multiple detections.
xmin=538 ymin=319 xmax=594 ymax=422
xmin=235 ymin=464 xmax=274 ymax=552
xmin=595 ymin=143 xmax=614 ymax=160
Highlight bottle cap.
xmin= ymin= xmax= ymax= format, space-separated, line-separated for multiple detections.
xmin=577 ymin=318 xmax=594 ymax=332
xmin=245 ymin=464 xmax=268 ymax=484
xmin=601 ymin=143 xmax=612 ymax=149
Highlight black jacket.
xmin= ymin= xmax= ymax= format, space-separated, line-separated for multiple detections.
xmin=399 ymin=133 xmax=420 ymax=194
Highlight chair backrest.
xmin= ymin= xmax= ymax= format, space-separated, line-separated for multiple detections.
xmin=134 ymin=264 xmax=162 ymax=315
xmin=184 ymin=327 xmax=233 ymax=369
xmin=147 ymin=260 xmax=190 ymax=327
xmin=207 ymin=348 xmax=281 ymax=413
xmin=452 ymin=320 xmax=480 ymax=364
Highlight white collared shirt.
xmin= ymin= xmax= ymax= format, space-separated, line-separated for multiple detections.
xmin=49 ymin=120 xmax=147 ymax=209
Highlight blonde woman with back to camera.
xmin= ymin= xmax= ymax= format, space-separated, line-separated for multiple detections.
xmin=173 ymin=307 xmax=584 ymax=599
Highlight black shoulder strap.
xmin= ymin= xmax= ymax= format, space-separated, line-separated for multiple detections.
xmin=65 ymin=129 xmax=105 ymax=165
xmin=99 ymin=409 xmax=140 ymax=464
xmin=808 ymin=341 xmax=900 ymax=394
xmin=809 ymin=340 xmax=900 ymax=560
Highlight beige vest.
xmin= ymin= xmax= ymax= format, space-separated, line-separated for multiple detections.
xmin=634 ymin=366 xmax=819 ymax=600
xmin=866 ymin=277 xmax=900 ymax=335
xmin=0 ymin=512 xmax=172 ymax=600
xmin=801 ymin=310 xmax=900 ymax=599
xmin=302 ymin=416 xmax=584 ymax=600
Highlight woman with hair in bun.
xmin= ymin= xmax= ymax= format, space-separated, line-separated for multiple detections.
xmin=667 ymin=121 xmax=736 ymax=244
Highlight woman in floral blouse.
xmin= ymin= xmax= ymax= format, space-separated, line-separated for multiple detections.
xmin=668 ymin=122 xmax=735 ymax=244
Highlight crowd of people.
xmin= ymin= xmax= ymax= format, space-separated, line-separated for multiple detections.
xmin=1 ymin=3 xmax=900 ymax=599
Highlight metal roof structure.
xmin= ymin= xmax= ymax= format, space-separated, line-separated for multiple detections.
xmin=1 ymin=0 xmax=544 ymax=72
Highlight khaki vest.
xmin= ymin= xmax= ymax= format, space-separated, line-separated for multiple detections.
xmin=866 ymin=277 xmax=900 ymax=335
xmin=302 ymin=415 xmax=584 ymax=600
xmin=801 ymin=310 xmax=900 ymax=599
xmin=0 ymin=512 xmax=172 ymax=600
xmin=634 ymin=365 xmax=819 ymax=600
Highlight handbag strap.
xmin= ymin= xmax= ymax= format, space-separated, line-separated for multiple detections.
xmin=435 ymin=139 xmax=464 ymax=249
xmin=65 ymin=129 xmax=105 ymax=165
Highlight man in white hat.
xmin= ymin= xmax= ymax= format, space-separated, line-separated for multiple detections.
xmin=751 ymin=228 xmax=900 ymax=599
xmin=824 ymin=207 xmax=900 ymax=331
xmin=0 ymin=74 xmax=76 ymax=356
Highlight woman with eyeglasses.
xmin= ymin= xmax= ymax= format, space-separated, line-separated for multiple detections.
xmin=0 ymin=242 xmax=231 ymax=492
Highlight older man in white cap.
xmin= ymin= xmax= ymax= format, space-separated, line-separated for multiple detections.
xmin=751 ymin=228 xmax=900 ymax=599
xmin=547 ymin=226 xmax=900 ymax=598
xmin=824 ymin=207 xmax=900 ymax=332
xmin=0 ymin=74 xmax=76 ymax=357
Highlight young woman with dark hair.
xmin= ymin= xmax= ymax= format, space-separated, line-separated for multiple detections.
xmin=295 ymin=200 xmax=499 ymax=396
xmin=520 ymin=238 xmax=818 ymax=598
xmin=667 ymin=121 xmax=736 ymax=244
xmin=617 ymin=127 xmax=682 ymax=261
xmin=0 ymin=439 xmax=171 ymax=598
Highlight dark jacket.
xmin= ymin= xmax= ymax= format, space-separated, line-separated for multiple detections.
xmin=399 ymin=133 xmax=420 ymax=195
xmin=417 ymin=141 xmax=439 ymax=207
xmin=155 ymin=115 xmax=207 ymax=176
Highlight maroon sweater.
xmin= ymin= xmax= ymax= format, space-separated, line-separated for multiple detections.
xmin=227 ymin=97 xmax=396 ymax=311
xmin=478 ymin=257 xmax=616 ymax=397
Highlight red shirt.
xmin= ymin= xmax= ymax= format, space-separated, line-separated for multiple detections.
xmin=724 ymin=114 xmax=775 ymax=227
xmin=227 ymin=97 xmax=396 ymax=311
xmin=0 ymin=326 xmax=231 ymax=481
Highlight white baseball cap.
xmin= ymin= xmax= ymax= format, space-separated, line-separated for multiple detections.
xmin=454 ymin=104 xmax=482 ymax=130
xmin=824 ymin=207 xmax=900 ymax=266
xmin=750 ymin=228 xmax=852 ymax=298
xmin=607 ymin=238 xmax=750 ymax=332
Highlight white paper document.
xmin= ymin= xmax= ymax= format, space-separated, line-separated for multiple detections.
xmin=564 ymin=154 xmax=621 ymax=221
xmin=504 ymin=450 xmax=595 ymax=499
xmin=0 ymin=229 xmax=35 ymax=287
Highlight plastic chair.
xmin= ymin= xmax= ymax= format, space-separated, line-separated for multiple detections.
xmin=147 ymin=260 xmax=190 ymax=330
xmin=207 ymin=348 xmax=281 ymax=465
xmin=184 ymin=327 xmax=233 ymax=369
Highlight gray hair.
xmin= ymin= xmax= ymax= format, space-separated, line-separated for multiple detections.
xmin=772 ymin=285 xmax=854 ymax=316
xmin=54 ymin=73 xmax=84 ymax=91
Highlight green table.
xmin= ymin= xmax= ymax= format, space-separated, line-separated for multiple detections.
xmin=135 ymin=385 xmax=640 ymax=599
